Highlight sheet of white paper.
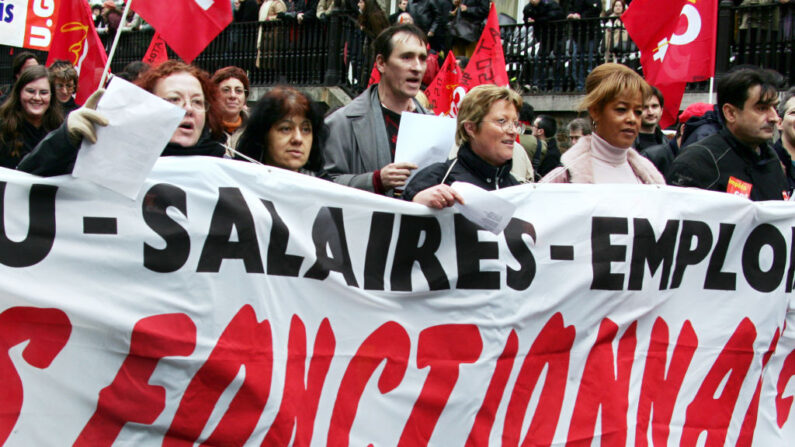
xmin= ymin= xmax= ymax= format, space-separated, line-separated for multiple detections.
xmin=451 ymin=181 xmax=517 ymax=234
xmin=72 ymin=77 xmax=185 ymax=199
xmin=394 ymin=113 xmax=456 ymax=186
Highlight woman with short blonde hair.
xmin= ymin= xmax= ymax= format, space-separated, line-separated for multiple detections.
xmin=404 ymin=84 xmax=524 ymax=208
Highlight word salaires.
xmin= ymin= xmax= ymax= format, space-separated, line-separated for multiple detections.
xmin=2 ymin=182 xmax=794 ymax=293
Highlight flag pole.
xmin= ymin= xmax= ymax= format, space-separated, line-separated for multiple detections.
xmin=708 ymin=77 xmax=715 ymax=104
xmin=100 ymin=0 xmax=135 ymax=87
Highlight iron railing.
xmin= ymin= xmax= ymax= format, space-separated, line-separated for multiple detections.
xmin=1 ymin=2 xmax=791 ymax=97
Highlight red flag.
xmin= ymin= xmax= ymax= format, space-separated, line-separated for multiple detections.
xmin=424 ymin=52 xmax=462 ymax=116
xmin=458 ymin=3 xmax=509 ymax=91
xmin=367 ymin=62 xmax=380 ymax=87
xmin=131 ymin=0 xmax=232 ymax=63
xmin=46 ymin=0 xmax=108 ymax=105
xmin=143 ymin=32 xmax=169 ymax=67
xmin=656 ymin=82 xmax=687 ymax=128
xmin=622 ymin=0 xmax=718 ymax=127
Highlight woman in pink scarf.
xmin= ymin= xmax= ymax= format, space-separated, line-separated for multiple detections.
xmin=541 ymin=63 xmax=664 ymax=184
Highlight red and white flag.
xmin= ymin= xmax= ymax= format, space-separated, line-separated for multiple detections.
xmin=143 ymin=32 xmax=169 ymax=67
xmin=458 ymin=3 xmax=509 ymax=91
xmin=622 ymin=0 xmax=718 ymax=127
xmin=424 ymin=52 xmax=462 ymax=116
xmin=131 ymin=0 xmax=232 ymax=63
xmin=46 ymin=0 xmax=108 ymax=105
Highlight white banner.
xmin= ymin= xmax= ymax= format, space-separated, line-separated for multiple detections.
xmin=1 ymin=158 xmax=794 ymax=446
xmin=0 ymin=0 xmax=59 ymax=51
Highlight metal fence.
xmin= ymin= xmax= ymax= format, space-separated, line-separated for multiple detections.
xmin=1 ymin=2 xmax=791 ymax=97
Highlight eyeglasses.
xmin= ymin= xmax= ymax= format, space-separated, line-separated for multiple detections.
xmin=489 ymin=118 xmax=524 ymax=133
xmin=55 ymin=82 xmax=75 ymax=91
xmin=220 ymin=86 xmax=247 ymax=96
xmin=163 ymin=95 xmax=209 ymax=111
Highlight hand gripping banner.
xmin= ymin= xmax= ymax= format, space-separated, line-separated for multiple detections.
xmin=0 ymin=158 xmax=794 ymax=445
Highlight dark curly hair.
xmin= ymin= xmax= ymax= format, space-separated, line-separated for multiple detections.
xmin=135 ymin=60 xmax=223 ymax=141
xmin=236 ymin=86 xmax=327 ymax=172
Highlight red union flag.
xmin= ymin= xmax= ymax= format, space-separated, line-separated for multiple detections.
xmin=143 ymin=32 xmax=169 ymax=67
xmin=132 ymin=0 xmax=232 ymax=63
xmin=458 ymin=3 xmax=509 ymax=91
xmin=46 ymin=0 xmax=108 ymax=105
xmin=622 ymin=0 xmax=718 ymax=127
xmin=424 ymin=52 xmax=462 ymax=116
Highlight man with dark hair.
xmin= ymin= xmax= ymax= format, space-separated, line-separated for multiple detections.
xmin=634 ymin=85 xmax=665 ymax=151
xmin=531 ymin=114 xmax=561 ymax=177
xmin=667 ymin=68 xmax=787 ymax=201
xmin=324 ymin=24 xmax=430 ymax=195
xmin=566 ymin=117 xmax=591 ymax=147
xmin=517 ymin=102 xmax=548 ymax=178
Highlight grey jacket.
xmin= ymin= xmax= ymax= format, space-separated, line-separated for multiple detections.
xmin=323 ymin=85 xmax=430 ymax=194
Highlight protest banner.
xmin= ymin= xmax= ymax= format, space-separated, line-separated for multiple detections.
xmin=0 ymin=0 xmax=61 ymax=51
xmin=1 ymin=159 xmax=794 ymax=445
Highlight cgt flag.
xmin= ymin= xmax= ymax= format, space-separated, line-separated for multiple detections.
xmin=46 ymin=0 xmax=108 ymax=105
xmin=143 ymin=32 xmax=169 ymax=67
xmin=458 ymin=3 xmax=509 ymax=92
xmin=622 ymin=0 xmax=718 ymax=127
xmin=424 ymin=52 xmax=462 ymax=116
xmin=132 ymin=0 xmax=232 ymax=63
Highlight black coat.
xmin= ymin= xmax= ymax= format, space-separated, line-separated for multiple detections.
xmin=667 ymin=128 xmax=788 ymax=201
xmin=403 ymin=142 xmax=519 ymax=201
xmin=234 ymin=0 xmax=260 ymax=22
xmin=681 ymin=104 xmax=724 ymax=149
xmin=640 ymin=138 xmax=678 ymax=177
xmin=634 ymin=127 xmax=665 ymax=152
xmin=17 ymin=123 xmax=225 ymax=177
xmin=523 ymin=0 xmax=564 ymax=25
xmin=0 ymin=120 xmax=48 ymax=169
xmin=408 ymin=0 xmax=433 ymax=32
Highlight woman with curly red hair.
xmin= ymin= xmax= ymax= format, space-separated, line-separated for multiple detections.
xmin=18 ymin=61 xmax=227 ymax=176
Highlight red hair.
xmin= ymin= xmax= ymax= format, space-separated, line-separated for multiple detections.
xmin=135 ymin=60 xmax=223 ymax=140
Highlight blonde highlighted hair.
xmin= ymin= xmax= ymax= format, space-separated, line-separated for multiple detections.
xmin=579 ymin=63 xmax=651 ymax=115
xmin=456 ymin=84 xmax=522 ymax=146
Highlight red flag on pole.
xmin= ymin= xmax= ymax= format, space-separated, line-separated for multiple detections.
xmin=622 ymin=0 xmax=718 ymax=127
xmin=424 ymin=53 xmax=462 ymax=116
xmin=143 ymin=32 xmax=169 ymax=67
xmin=46 ymin=0 xmax=108 ymax=105
xmin=131 ymin=0 xmax=233 ymax=63
xmin=458 ymin=3 xmax=509 ymax=91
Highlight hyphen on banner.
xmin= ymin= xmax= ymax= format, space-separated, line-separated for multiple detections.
xmin=72 ymin=77 xmax=185 ymax=199
xmin=0 ymin=0 xmax=61 ymax=50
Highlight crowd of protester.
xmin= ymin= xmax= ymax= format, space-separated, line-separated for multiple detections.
xmin=0 ymin=20 xmax=793 ymax=207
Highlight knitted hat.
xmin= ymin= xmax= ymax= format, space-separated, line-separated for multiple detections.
xmin=103 ymin=1 xmax=117 ymax=10
xmin=679 ymin=102 xmax=714 ymax=124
